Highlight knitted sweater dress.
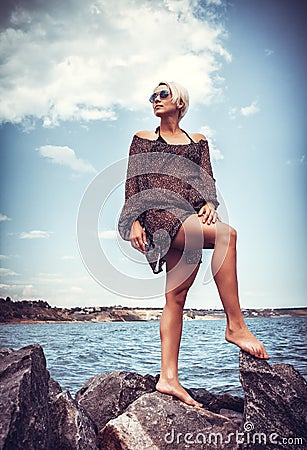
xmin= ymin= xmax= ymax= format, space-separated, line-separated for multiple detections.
xmin=118 ymin=132 xmax=219 ymax=274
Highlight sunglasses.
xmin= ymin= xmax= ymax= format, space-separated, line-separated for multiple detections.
xmin=149 ymin=89 xmax=170 ymax=103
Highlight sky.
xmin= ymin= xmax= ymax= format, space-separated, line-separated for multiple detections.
xmin=0 ymin=0 xmax=306 ymax=309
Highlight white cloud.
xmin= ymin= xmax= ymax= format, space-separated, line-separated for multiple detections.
xmin=228 ymin=107 xmax=237 ymax=120
xmin=0 ymin=213 xmax=12 ymax=222
xmin=0 ymin=0 xmax=230 ymax=126
xmin=240 ymin=100 xmax=260 ymax=117
xmin=199 ymin=125 xmax=224 ymax=161
xmin=0 ymin=271 xmax=117 ymax=306
xmin=0 ymin=254 xmax=19 ymax=260
xmin=19 ymin=230 xmax=52 ymax=239
xmin=265 ymin=48 xmax=274 ymax=56
xmin=0 ymin=268 xmax=19 ymax=277
xmin=229 ymin=100 xmax=260 ymax=120
xmin=59 ymin=286 xmax=84 ymax=294
xmin=99 ymin=230 xmax=117 ymax=239
xmin=286 ymin=154 xmax=306 ymax=166
xmin=0 ymin=283 xmax=38 ymax=300
xmin=205 ymin=0 xmax=222 ymax=4
xmin=33 ymin=272 xmax=66 ymax=285
xmin=210 ymin=147 xmax=224 ymax=161
xmin=38 ymin=145 xmax=97 ymax=174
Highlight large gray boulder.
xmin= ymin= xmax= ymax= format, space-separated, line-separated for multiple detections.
xmin=189 ymin=387 xmax=244 ymax=415
xmin=75 ymin=371 xmax=157 ymax=430
xmin=239 ymin=351 xmax=307 ymax=449
xmin=48 ymin=376 xmax=62 ymax=399
xmin=0 ymin=345 xmax=50 ymax=450
xmin=100 ymin=391 xmax=240 ymax=449
xmin=0 ymin=345 xmax=99 ymax=450
xmin=1 ymin=344 xmax=306 ymax=450
xmin=49 ymin=391 xmax=98 ymax=450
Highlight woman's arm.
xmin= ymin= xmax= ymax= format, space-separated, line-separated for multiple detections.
xmin=124 ymin=136 xmax=147 ymax=252
xmin=194 ymin=134 xmax=220 ymax=225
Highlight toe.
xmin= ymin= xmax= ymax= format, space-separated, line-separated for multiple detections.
xmin=256 ymin=343 xmax=269 ymax=359
xmin=259 ymin=342 xmax=269 ymax=359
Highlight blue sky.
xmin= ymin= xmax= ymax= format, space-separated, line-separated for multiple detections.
xmin=0 ymin=0 xmax=306 ymax=309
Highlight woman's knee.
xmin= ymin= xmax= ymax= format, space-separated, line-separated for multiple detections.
xmin=165 ymin=286 xmax=189 ymax=307
xmin=229 ymin=226 xmax=237 ymax=243
xmin=217 ymin=223 xmax=237 ymax=246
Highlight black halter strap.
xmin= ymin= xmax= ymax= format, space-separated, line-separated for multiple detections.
xmin=155 ymin=126 xmax=195 ymax=144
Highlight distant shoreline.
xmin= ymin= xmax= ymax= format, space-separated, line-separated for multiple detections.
xmin=1 ymin=315 xmax=306 ymax=325
xmin=0 ymin=298 xmax=306 ymax=324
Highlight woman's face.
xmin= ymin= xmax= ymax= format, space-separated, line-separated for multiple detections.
xmin=151 ymin=84 xmax=179 ymax=118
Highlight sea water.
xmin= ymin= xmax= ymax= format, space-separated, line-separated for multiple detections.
xmin=0 ymin=317 xmax=306 ymax=396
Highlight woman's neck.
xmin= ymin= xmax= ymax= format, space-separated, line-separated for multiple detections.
xmin=159 ymin=117 xmax=181 ymax=135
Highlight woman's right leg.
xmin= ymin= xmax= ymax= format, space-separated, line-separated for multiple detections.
xmin=156 ymin=247 xmax=202 ymax=406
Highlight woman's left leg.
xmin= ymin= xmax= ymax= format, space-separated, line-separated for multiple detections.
xmin=156 ymin=247 xmax=202 ymax=406
xmin=171 ymin=215 xmax=269 ymax=359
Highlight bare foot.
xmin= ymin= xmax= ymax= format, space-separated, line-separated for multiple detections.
xmin=226 ymin=324 xmax=270 ymax=359
xmin=156 ymin=379 xmax=202 ymax=407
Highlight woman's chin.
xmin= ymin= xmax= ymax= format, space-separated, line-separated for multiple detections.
xmin=154 ymin=110 xmax=163 ymax=118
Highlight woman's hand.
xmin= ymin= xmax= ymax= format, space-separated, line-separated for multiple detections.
xmin=198 ymin=202 xmax=220 ymax=225
xmin=129 ymin=220 xmax=147 ymax=252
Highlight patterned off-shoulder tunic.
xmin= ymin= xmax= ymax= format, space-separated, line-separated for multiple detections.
xmin=118 ymin=132 xmax=219 ymax=274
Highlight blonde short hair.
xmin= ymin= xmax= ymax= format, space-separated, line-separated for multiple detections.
xmin=154 ymin=81 xmax=189 ymax=121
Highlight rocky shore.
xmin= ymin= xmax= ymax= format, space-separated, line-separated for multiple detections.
xmin=1 ymin=297 xmax=306 ymax=324
xmin=0 ymin=344 xmax=306 ymax=449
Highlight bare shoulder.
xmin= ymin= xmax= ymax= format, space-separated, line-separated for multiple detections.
xmin=135 ymin=130 xmax=157 ymax=140
xmin=191 ymin=132 xmax=207 ymax=143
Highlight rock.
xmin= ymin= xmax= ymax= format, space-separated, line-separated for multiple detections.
xmin=100 ymin=391 xmax=240 ymax=449
xmin=188 ymin=388 xmax=244 ymax=424
xmin=48 ymin=377 xmax=62 ymax=399
xmin=49 ymin=391 xmax=98 ymax=450
xmin=189 ymin=388 xmax=244 ymax=414
xmin=75 ymin=371 xmax=157 ymax=430
xmin=0 ymin=344 xmax=50 ymax=450
xmin=239 ymin=350 xmax=307 ymax=449
xmin=0 ymin=348 xmax=14 ymax=357
xmin=220 ymin=409 xmax=244 ymax=425
xmin=0 ymin=344 xmax=99 ymax=450
xmin=2 ymin=344 xmax=306 ymax=450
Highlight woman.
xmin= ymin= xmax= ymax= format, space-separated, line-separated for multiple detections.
xmin=118 ymin=81 xmax=269 ymax=407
